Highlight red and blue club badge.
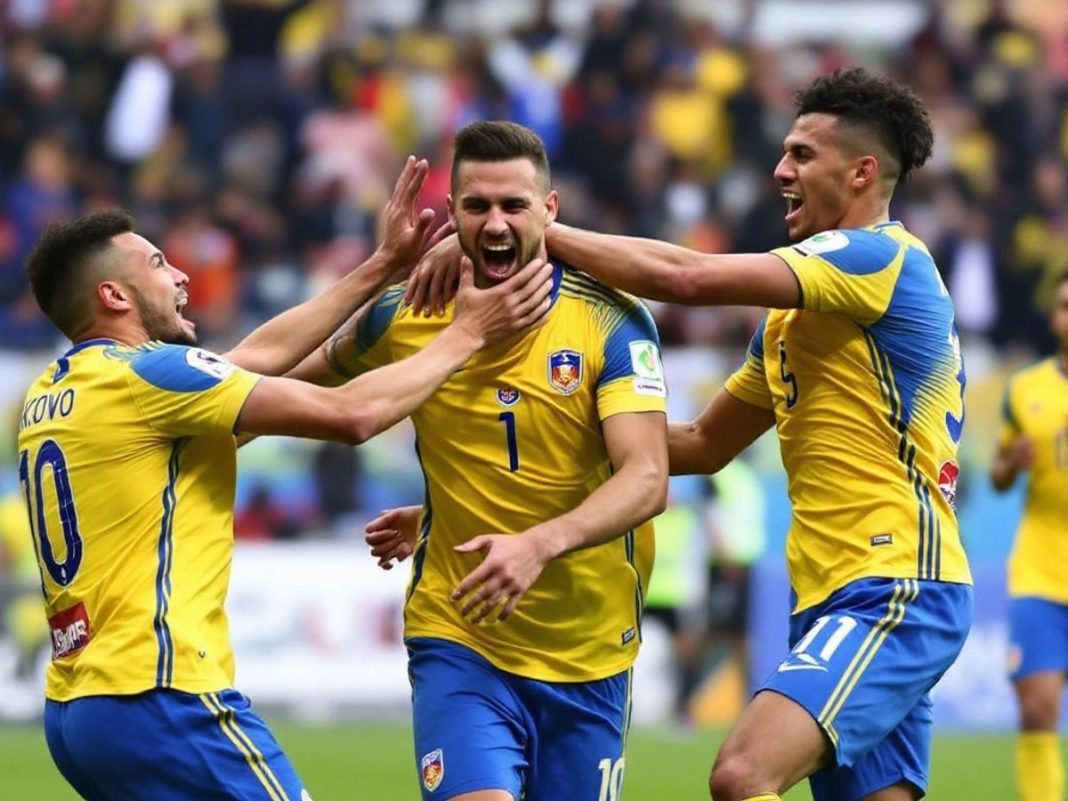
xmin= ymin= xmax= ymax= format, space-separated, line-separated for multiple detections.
xmin=547 ymin=349 xmax=583 ymax=395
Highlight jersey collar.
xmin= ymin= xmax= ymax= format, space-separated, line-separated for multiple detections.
xmin=63 ymin=337 xmax=120 ymax=357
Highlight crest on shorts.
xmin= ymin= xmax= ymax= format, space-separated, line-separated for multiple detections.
xmin=496 ymin=387 xmax=521 ymax=407
xmin=548 ymin=350 xmax=583 ymax=395
xmin=421 ymin=748 xmax=444 ymax=792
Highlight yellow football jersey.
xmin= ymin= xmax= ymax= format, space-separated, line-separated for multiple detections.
xmin=339 ymin=264 xmax=667 ymax=682
xmin=16 ymin=338 xmax=260 ymax=701
xmin=726 ymin=223 xmax=972 ymax=612
xmin=1000 ymin=357 xmax=1068 ymax=602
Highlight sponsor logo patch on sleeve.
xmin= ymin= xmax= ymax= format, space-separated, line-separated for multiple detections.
xmin=185 ymin=348 xmax=238 ymax=380
xmin=629 ymin=340 xmax=666 ymax=397
xmin=792 ymin=230 xmax=850 ymax=257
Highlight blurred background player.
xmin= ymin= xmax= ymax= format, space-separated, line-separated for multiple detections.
xmin=538 ymin=67 xmax=973 ymax=801
xmin=991 ymin=272 xmax=1068 ymax=801
xmin=18 ymin=161 xmax=550 ymax=799
xmin=307 ymin=120 xmax=669 ymax=801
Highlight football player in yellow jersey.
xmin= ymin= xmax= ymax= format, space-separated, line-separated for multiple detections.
xmin=991 ymin=274 xmax=1068 ymax=801
xmin=296 ymin=121 xmax=669 ymax=801
xmin=404 ymin=69 xmax=974 ymax=801
xmin=18 ymin=157 xmax=552 ymax=801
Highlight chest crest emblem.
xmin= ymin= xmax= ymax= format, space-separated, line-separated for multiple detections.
xmin=548 ymin=350 xmax=583 ymax=395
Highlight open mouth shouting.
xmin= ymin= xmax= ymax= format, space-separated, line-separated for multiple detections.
xmin=783 ymin=190 xmax=804 ymax=225
xmin=481 ymin=241 xmax=518 ymax=281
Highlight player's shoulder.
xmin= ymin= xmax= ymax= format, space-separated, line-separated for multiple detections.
xmin=558 ymin=264 xmax=645 ymax=312
xmin=122 ymin=342 xmax=241 ymax=392
xmin=789 ymin=225 xmax=906 ymax=275
xmin=1007 ymin=357 xmax=1061 ymax=393
xmin=559 ymin=267 xmax=649 ymax=322
xmin=357 ymin=282 xmax=418 ymax=346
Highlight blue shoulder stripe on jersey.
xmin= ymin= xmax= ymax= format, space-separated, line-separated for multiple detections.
xmin=131 ymin=345 xmax=229 ymax=393
xmin=355 ymin=286 xmax=406 ymax=355
xmin=748 ymin=315 xmax=768 ymax=361
xmin=600 ymin=303 xmax=661 ymax=388
xmin=814 ymin=228 xmax=901 ymax=276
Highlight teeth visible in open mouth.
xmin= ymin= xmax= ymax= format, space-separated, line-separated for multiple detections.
xmin=783 ymin=191 xmax=802 ymax=214
xmin=484 ymin=244 xmax=512 ymax=251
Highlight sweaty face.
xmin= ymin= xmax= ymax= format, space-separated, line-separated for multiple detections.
xmin=1052 ymin=281 xmax=1068 ymax=353
xmin=115 ymin=232 xmax=197 ymax=346
xmin=449 ymin=158 xmax=558 ymax=287
xmin=773 ymin=113 xmax=857 ymax=242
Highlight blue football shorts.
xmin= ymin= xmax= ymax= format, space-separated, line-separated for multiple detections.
xmin=44 ymin=688 xmax=309 ymax=801
xmin=407 ymin=637 xmax=631 ymax=801
xmin=758 ymin=577 xmax=972 ymax=801
xmin=1007 ymin=595 xmax=1068 ymax=680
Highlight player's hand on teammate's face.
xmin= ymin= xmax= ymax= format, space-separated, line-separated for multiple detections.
xmin=364 ymin=506 xmax=422 ymax=570
xmin=452 ymin=256 xmax=553 ymax=345
xmin=451 ymin=533 xmax=553 ymax=623
xmin=405 ymin=231 xmax=462 ymax=316
xmin=376 ymin=155 xmax=438 ymax=269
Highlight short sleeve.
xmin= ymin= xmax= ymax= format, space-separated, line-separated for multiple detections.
xmin=724 ymin=316 xmax=773 ymax=410
xmin=595 ymin=301 xmax=668 ymax=421
xmin=125 ymin=345 xmax=260 ymax=437
xmin=772 ymin=229 xmax=903 ymax=325
xmin=331 ymin=285 xmax=405 ymax=377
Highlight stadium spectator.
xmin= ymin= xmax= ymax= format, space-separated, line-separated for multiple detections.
xmin=991 ymin=273 xmax=1068 ymax=801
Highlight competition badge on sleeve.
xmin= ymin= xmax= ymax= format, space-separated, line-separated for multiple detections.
xmin=548 ymin=350 xmax=583 ymax=395
xmin=629 ymin=340 xmax=666 ymax=397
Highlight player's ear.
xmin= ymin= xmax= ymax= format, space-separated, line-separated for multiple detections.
xmin=446 ymin=194 xmax=456 ymax=227
xmin=544 ymin=189 xmax=559 ymax=225
xmin=852 ymin=155 xmax=879 ymax=191
xmin=97 ymin=280 xmax=133 ymax=313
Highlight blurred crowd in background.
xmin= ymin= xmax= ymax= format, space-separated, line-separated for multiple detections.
xmin=0 ymin=0 xmax=1065 ymax=721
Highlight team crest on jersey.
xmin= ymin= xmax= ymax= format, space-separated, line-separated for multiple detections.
xmin=548 ymin=350 xmax=583 ymax=395
xmin=421 ymin=748 xmax=444 ymax=791
xmin=938 ymin=460 xmax=959 ymax=509
xmin=496 ymin=387 xmax=521 ymax=406
xmin=185 ymin=348 xmax=237 ymax=380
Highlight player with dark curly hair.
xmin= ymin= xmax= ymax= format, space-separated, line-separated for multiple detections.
xmin=534 ymin=67 xmax=973 ymax=801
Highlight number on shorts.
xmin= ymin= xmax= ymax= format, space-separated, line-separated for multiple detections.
xmin=597 ymin=757 xmax=625 ymax=801
xmin=793 ymin=615 xmax=858 ymax=662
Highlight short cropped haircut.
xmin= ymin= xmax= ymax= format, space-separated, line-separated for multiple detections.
xmin=450 ymin=121 xmax=551 ymax=191
xmin=25 ymin=210 xmax=134 ymax=338
xmin=795 ymin=67 xmax=934 ymax=184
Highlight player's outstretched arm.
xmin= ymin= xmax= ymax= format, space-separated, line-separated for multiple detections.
xmin=234 ymin=258 xmax=553 ymax=444
xmin=451 ymin=410 xmax=668 ymax=623
xmin=223 ymin=156 xmax=437 ymax=376
xmin=546 ymin=223 xmax=802 ymax=309
xmin=669 ymin=389 xmax=775 ymax=476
